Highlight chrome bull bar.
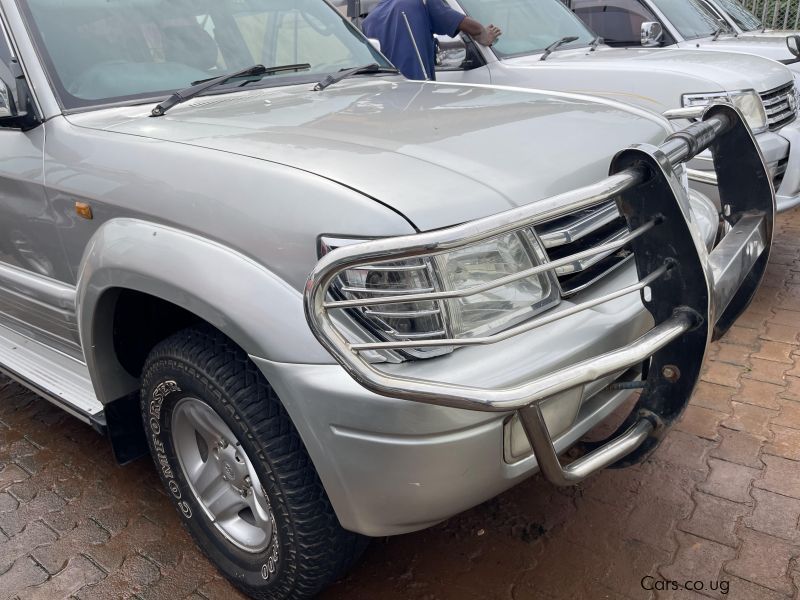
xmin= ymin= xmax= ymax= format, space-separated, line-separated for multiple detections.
xmin=304 ymin=104 xmax=775 ymax=486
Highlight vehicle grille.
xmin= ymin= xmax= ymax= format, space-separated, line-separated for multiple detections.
xmin=760 ymin=83 xmax=797 ymax=131
xmin=534 ymin=201 xmax=633 ymax=297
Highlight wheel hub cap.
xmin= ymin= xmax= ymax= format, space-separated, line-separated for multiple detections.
xmin=171 ymin=397 xmax=275 ymax=553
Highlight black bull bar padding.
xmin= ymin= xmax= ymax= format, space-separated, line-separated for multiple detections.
xmin=304 ymin=104 xmax=774 ymax=486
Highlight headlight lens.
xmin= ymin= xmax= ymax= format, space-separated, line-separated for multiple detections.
xmin=320 ymin=231 xmax=561 ymax=359
xmin=682 ymin=89 xmax=767 ymax=133
xmin=434 ymin=232 xmax=557 ymax=338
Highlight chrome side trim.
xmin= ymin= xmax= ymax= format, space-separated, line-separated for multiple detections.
xmin=538 ymin=202 xmax=621 ymax=248
xmin=0 ymin=261 xmax=76 ymax=310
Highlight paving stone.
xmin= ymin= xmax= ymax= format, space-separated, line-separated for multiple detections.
xmin=782 ymin=379 xmax=800 ymax=403
xmin=721 ymin=402 xmax=777 ymax=440
xmin=744 ymin=358 xmax=791 ymax=385
xmin=762 ymin=323 xmax=800 ymax=345
xmin=710 ymin=428 xmax=764 ymax=469
xmin=0 ymin=521 xmax=58 ymax=574
xmin=0 ymin=464 xmax=29 ymax=491
xmin=651 ymin=430 xmax=714 ymax=473
xmin=745 ymin=489 xmax=800 ymax=544
xmin=0 ymin=559 xmax=48 ymax=600
xmin=698 ymin=458 xmax=760 ymax=504
xmin=675 ymin=406 xmax=726 ymax=442
xmin=76 ymin=554 xmax=160 ymax=600
xmin=754 ymin=455 xmax=800 ymax=499
xmin=725 ymin=528 xmax=800 ymax=596
xmin=17 ymin=555 xmax=105 ymax=600
xmin=720 ymin=326 xmax=760 ymax=348
xmin=690 ymin=382 xmax=735 ymax=414
xmin=0 ymin=490 xmax=66 ymax=536
xmin=772 ymin=403 xmax=800 ymax=439
xmin=715 ymin=343 xmax=751 ymax=367
xmin=734 ymin=309 xmax=769 ymax=330
xmin=701 ymin=361 xmax=743 ymax=388
xmin=716 ymin=577 xmax=788 ymax=600
xmin=753 ymin=341 xmax=796 ymax=364
xmin=679 ymin=492 xmax=750 ymax=548
xmin=732 ymin=378 xmax=785 ymax=410
xmin=599 ymin=538 xmax=671 ymax=600
xmin=660 ymin=532 xmax=735 ymax=598
xmin=763 ymin=425 xmax=800 ymax=461
xmin=31 ymin=519 xmax=110 ymax=574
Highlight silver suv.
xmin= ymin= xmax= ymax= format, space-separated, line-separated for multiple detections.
xmin=0 ymin=0 xmax=774 ymax=598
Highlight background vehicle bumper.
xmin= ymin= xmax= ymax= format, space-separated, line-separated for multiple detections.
xmin=688 ymin=121 xmax=800 ymax=212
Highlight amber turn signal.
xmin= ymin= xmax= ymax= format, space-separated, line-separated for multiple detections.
xmin=75 ymin=201 xmax=93 ymax=220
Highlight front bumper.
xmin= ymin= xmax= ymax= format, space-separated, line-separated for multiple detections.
xmin=252 ymin=352 xmax=638 ymax=536
xmin=687 ymin=119 xmax=800 ymax=213
xmin=299 ymin=105 xmax=774 ymax=535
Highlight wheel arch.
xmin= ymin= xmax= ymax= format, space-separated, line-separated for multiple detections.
xmin=75 ymin=218 xmax=332 ymax=459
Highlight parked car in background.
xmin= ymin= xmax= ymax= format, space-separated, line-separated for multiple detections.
xmin=0 ymin=0 xmax=775 ymax=597
xmin=700 ymin=0 xmax=789 ymax=35
xmin=568 ymin=0 xmax=800 ymax=73
xmin=343 ymin=0 xmax=800 ymax=212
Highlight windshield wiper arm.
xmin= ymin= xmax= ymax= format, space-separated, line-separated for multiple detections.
xmin=540 ymin=36 xmax=579 ymax=61
xmin=313 ymin=63 xmax=398 ymax=91
xmin=590 ymin=35 xmax=603 ymax=51
xmin=151 ymin=63 xmax=311 ymax=117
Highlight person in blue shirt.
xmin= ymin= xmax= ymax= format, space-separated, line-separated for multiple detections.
xmin=362 ymin=0 xmax=501 ymax=80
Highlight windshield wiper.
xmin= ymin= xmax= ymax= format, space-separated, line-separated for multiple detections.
xmin=711 ymin=19 xmax=732 ymax=40
xmin=151 ymin=63 xmax=311 ymax=117
xmin=589 ymin=35 xmax=603 ymax=51
xmin=540 ymin=36 xmax=579 ymax=61
xmin=313 ymin=63 xmax=398 ymax=91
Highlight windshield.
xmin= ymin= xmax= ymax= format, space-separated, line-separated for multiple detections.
xmin=458 ymin=0 xmax=595 ymax=58
xmin=649 ymin=0 xmax=724 ymax=39
xmin=18 ymin=0 xmax=389 ymax=110
xmin=711 ymin=0 xmax=763 ymax=31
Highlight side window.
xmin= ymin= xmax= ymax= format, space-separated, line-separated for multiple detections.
xmin=0 ymin=24 xmax=25 ymax=113
xmin=572 ymin=0 xmax=662 ymax=46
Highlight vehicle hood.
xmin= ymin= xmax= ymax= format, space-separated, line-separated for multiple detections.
xmin=503 ymin=46 xmax=791 ymax=93
xmin=66 ymin=79 xmax=670 ymax=231
xmin=684 ymin=34 xmax=796 ymax=64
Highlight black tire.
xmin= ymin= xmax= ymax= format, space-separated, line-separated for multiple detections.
xmin=140 ymin=326 xmax=367 ymax=599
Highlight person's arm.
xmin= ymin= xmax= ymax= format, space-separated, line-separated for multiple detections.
xmin=427 ymin=0 xmax=502 ymax=46
xmin=458 ymin=17 xmax=502 ymax=46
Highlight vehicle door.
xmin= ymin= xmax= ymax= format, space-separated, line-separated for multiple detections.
xmin=569 ymin=0 xmax=676 ymax=47
xmin=0 ymin=19 xmax=79 ymax=356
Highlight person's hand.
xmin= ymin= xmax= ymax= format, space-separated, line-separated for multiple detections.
xmin=475 ymin=24 xmax=502 ymax=46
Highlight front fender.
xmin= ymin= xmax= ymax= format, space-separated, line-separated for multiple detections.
xmin=76 ymin=218 xmax=331 ymax=405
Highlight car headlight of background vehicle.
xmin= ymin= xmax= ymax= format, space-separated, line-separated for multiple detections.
xmin=682 ymin=89 xmax=767 ymax=133
xmin=319 ymin=232 xmax=561 ymax=359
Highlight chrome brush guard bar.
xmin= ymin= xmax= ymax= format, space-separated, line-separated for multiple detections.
xmin=304 ymin=105 xmax=775 ymax=486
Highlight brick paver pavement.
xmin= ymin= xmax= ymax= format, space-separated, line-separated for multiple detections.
xmin=2 ymin=212 xmax=800 ymax=599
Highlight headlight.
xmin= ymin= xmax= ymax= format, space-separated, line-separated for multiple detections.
xmin=682 ymin=89 xmax=767 ymax=133
xmin=320 ymin=232 xmax=561 ymax=359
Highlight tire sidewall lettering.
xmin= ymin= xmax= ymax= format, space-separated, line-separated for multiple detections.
xmin=148 ymin=379 xmax=188 ymax=518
